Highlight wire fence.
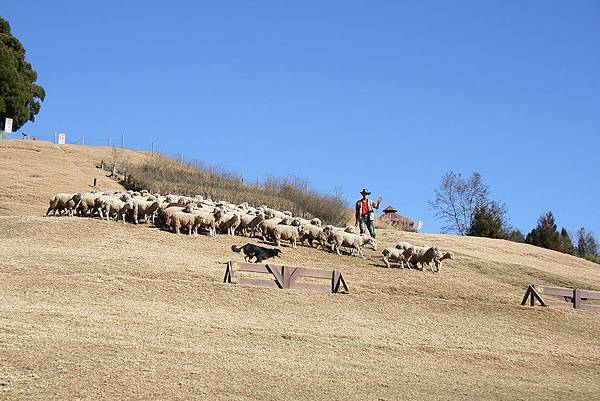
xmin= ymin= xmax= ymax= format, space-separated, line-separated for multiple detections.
xmin=0 ymin=131 xmax=157 ymax=152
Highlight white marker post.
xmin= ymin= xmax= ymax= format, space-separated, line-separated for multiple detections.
xmin=58 ymin=133 xmax=66 ymax=145
xmin=4 ymin=118 xmax=13 ymax=134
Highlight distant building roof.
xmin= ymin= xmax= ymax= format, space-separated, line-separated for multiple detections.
xmin=383 ymin=205 xmax=398 ymax=214
xmin=378 ymin=205 xmax=414 ymax=227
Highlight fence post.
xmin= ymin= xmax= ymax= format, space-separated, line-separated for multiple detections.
xmin=574 ymin=288 xmax=582 ymax=309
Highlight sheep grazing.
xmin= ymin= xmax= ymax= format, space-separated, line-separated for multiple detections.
xmin=402 ymin=245 xmax=446 ymax=272
xmin=247 ymin=213 xmax=266 ymax=237
xmin=236 ymin=214 xmax=256 ymax=236
xmin=279 ymin=217 xmax=293 ymax=226
xmin=46 ymin=187 xmax=400 ymax=262
xmin=132 ymin=198 xmax=160 ymax=224
xmin=381 ymin=247 xmax=406 ymax=269
xmin=290 ymin=217 xmax=308 ymax=227
xmin=432 ymin=251 xmax=455 ymax=273
xmin=395 ymin=242 xmax=414 ymax=251
xmin=156 ymin=205 xmax=184 ymax=229
xmin=46 ymin=193 xmax=83 ymax=216
xmin=298 ymin=224 xmax=330 ymax=249
xmin=77 ymin=192 xmax=101 ymax=217
xmin=257 ymin=217 xmax=283 ymax=241
xmin=223 ymin=214 xmax=241 ymax=236
xmin=182 ymin=207 xmax=217 ymax=237
xmin=99 ymin=197 xmax=133 ymax=223
xmin=271 ymin=224 xmax=300 ymax=248
xmin=330 ymin=231 xmax=375 ymax=259
xmin=170 ymin=209 xmax=202 ymax=235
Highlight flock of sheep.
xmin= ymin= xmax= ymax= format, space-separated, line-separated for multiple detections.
xmin=46 ymin=190 xmax=454 ymax=272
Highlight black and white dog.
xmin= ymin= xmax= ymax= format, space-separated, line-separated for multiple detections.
xmin=231 ymin=243 xmax=282 ymax=263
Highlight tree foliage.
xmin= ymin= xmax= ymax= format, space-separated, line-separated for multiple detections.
xmin=559 ymin=228 xmax=576 ymax=256
xmin=468 ymin=201 xmax=507 ymax=239
xmin=429 ymin=172 xmax=490 ymax=235
xmin=0 ymin=16 xmax=45 ymax=132
xmin=467 ymin=201 xmax=525 ymax=243
xmin=577 ymin=228 xmax=599 ymax=263
xmin=525 ymin=212 xmax=562 ymax=252
xmin=505 ymin=229 xmax=525 ymax=243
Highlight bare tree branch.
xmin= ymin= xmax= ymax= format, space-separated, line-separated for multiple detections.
xmin=429 ymin=171 xmax=490 ymax=235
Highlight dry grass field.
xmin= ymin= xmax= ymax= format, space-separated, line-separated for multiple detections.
xmin=1 ymin=140 xmax=599 ymax=400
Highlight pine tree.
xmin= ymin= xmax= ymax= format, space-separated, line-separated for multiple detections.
xmin=467 ymin=202 xmax=506 ymax=239
xmin=506 ymin=229 xmax=525 ymax=243
xmin=525 ymin=212 xmax=562 ymax=252
xmin=559 ymin=228 xmax=575 ymax=255
xmin=577 ymin=228 xmax=599 ymax=263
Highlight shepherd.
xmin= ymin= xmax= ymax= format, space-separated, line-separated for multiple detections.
xmin=355 ymin=188 xmax=382 ymax=250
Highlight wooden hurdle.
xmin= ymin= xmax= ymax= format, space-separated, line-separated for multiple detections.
xmin=521 ymin=284 xmax=600 ymax=311
xmin=224 ymin=261 xmax=349 ymax=294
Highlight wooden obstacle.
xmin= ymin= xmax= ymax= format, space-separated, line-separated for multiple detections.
xmin=224 ymin=261 xmax=349 ymax=294
xmin=521 ymin=284 xmax=600 ymax=311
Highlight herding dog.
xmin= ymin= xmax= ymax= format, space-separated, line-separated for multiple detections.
xmin=231 ymin=243 xmax=282 ymax=263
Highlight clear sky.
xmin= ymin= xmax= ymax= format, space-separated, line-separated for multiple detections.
xmin=2 ymin=1 xmax=599 ymax=236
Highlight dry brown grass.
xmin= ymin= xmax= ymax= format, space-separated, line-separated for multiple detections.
xmin=1 ymin=140 xmax=600 ymax=400
xmin=0 ymin=140 xmax=149 ymax=216
xmin=120 ymin=155 xmax=349 ymax=225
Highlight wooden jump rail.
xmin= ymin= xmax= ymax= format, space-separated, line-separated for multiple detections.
xmin=224 ymin=261 xmax=349 ymax=294
xmin=521 ymin=284 xmax=600 ymax=311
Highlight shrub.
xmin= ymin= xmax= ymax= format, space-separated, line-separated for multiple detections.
xmin=117 ymin=154 xmax=350 ymax=226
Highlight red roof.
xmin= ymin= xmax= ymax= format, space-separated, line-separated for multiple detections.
xmin=378 ymin=211 xmax=414 ymax=227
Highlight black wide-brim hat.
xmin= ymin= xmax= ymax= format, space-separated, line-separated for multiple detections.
xmin=360 ymin=188 xmax=371 ymax=195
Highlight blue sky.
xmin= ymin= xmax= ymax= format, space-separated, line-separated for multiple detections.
xmin=2 ymin=1 xmax=599 ymax=236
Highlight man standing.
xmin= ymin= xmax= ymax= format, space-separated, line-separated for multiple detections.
xmin=355 ymin=188 xmax=382 ymax=249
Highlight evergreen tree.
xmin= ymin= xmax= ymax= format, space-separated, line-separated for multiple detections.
xmin=577 ymin=228 xmax=599 ymax=263
xmin=467 ymin=202 xmax=506 ymax=239
xmin=559 ymin=228 xmax=575 ymax=255
xmin=0 ymin=17 xmax=45 ymax=132
xmin=505 ymin=229 xmax=525 ymax=243
xmin=525 ymin=212 xmax=562 ymax=252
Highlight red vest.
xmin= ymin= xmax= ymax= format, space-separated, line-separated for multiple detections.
xmin=356 ymin=199 xmax=374 ymax=217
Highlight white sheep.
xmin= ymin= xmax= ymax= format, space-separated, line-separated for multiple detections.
xmin=271 ymin=224 xmax=300 ymax=248
xmin=330 ymin=231 xmax=375 ymax=259
xmin=186 ymin=207 xmax=218 ymax=237
xmin=224 ymin=214 xmax=241 ymax=236
xmin=432 ymin=251 xmax=455 ymax=273
xmin=403 ymin=246 xmax=450 ymax=272
xmin=298 ymin=224 xmax=330 ymax=249
xmin=170 ymin=209 xmax=202 ymax=235
xmin=248 ymin=213 xmax=266 ymax=237
xmin=99 ymin=197 xmax=133 ymax=223
xmin=237 ymin=214 xmax=257 ymax=236
xmin=77 ymin=192 xmax=101 ymax=217
xmin=46 ymin=193 xmax=83 ymax=216
xmin=382 ymin=247 xmax=407 ymax=268
xmin=132 ymin=198 xmax=160 ymax=224
xmin=257 ymin=217 xmax=283 ymax=241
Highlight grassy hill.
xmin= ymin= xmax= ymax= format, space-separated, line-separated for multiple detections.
xmin=1 ymin=140 xmax=599 ymax=400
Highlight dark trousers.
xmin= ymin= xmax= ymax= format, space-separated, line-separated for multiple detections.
xmin=358 ymin=216 xmax=376 ymax=238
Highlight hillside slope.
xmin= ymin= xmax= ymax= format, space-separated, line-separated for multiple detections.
xmin=1 ymin=140 xmax=599 ymax=400
xmin=0 ymin=140 xmax=150 ymax=216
